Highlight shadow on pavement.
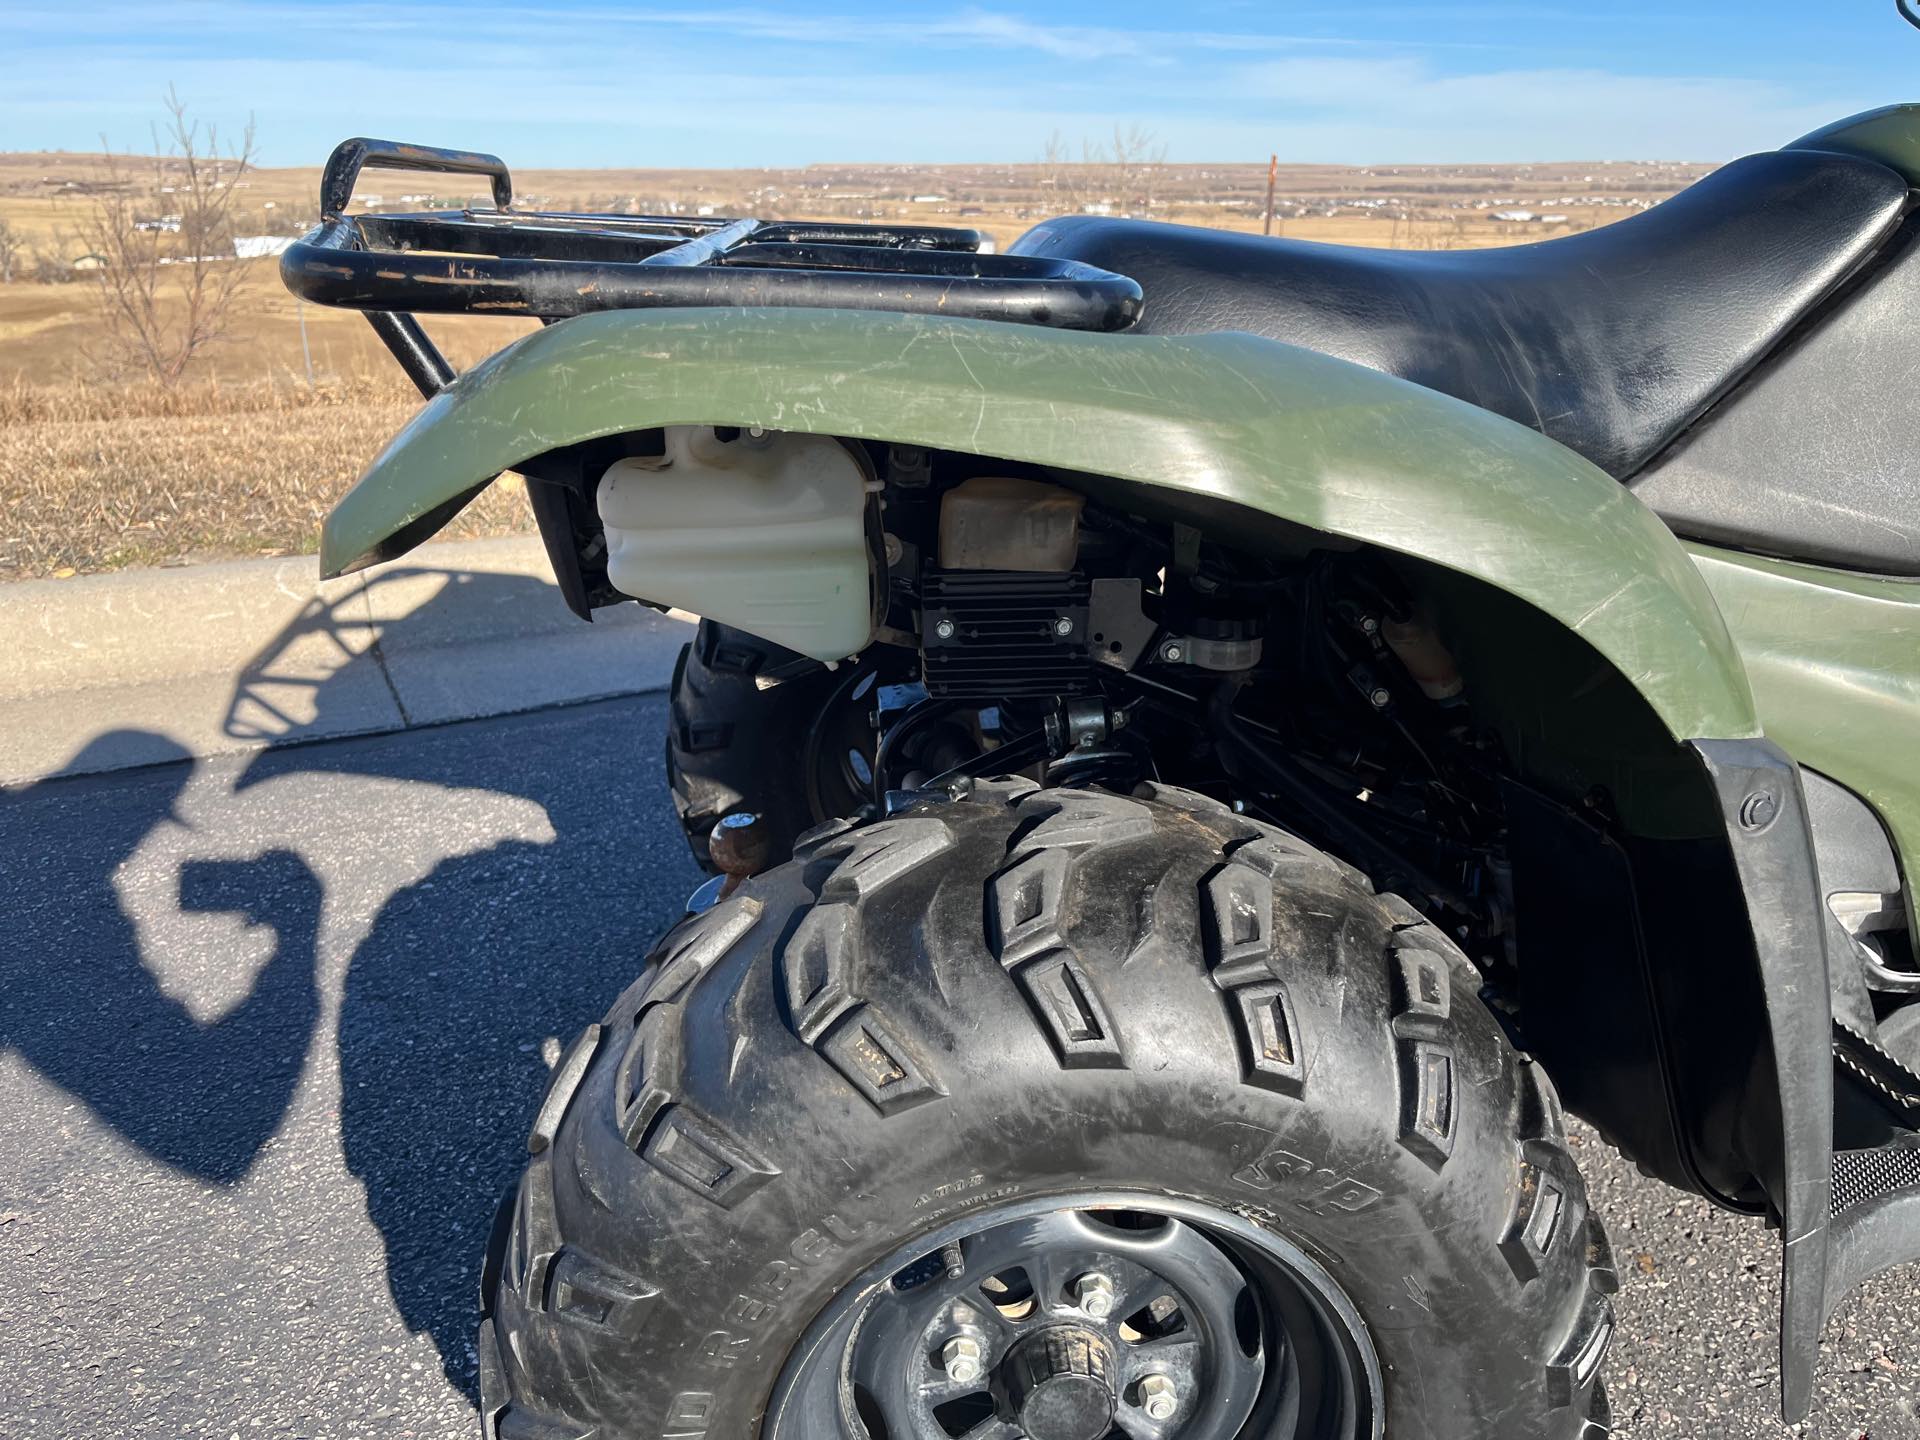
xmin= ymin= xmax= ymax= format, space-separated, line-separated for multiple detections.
xmin=0 ymin=732 xmax=324 ymax=1183
xmin=231 ymin=575 xmax=697 ymax=1401
xmin=0 ymin=571 xmax=698 ymax=1406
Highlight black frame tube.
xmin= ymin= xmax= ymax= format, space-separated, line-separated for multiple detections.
xmin=284 ymin=138 xmax=1144 ymax=394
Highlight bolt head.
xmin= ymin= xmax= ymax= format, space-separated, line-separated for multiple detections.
xmin=1071 ymin=1271 xmax=1116 ymax=1319
xmin=1369 ymin=686 xmax=1392 ymax=709
xmin=1139 ymin=1373 xmax=1177 ymax=1421
xmin=1739 ymin=790 xmax=1780 ymax=832
xmin=933 ymin=618 xmax=957 ymax=641
xmin=1054 ymin=615 xmax=1075 ymax=637
xmin=1161 ymin=642 xmax=1184 ymax=663
xmin=942 ymin=1335 xmax=984 ymax=1384
xmin=1360 ymin=615 xmax=1381 ymax=635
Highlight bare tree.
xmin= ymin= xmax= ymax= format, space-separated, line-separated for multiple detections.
xmin=0 ymin=221 xmax=19 ymax=283
xmin=1039 ymin=126 xmax=1165 ymax=216
xmin=1040 ymin=131 xmax=1082 ymax=207
xmin=75 ymin=89 xmax=258 ymax=385
xmin=1107 ymin=125 xmax=1167 ymax=215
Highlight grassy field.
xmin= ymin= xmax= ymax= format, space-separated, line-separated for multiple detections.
xmin=0 ymin=149 xmax=1714 ymax=581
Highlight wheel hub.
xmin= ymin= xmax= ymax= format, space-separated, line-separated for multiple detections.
xmin=1000 ymin=1327 xmax=1115 ymax=1440
xmin=765 ymin=1197 xmax=1382 ymax=1440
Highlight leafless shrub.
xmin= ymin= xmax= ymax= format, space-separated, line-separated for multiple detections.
xmin=1106 ymin=125 xmax=1168 ymax=214
xmin=1038 ymin=126 xmax=1167 ymax=216
xmin=27 ymin=246 xmax=79 ymax=284
xmin=75 ymin=88 xmax=259 ymax=385
xmin=0 ymin=221 xmax=19 ymax=284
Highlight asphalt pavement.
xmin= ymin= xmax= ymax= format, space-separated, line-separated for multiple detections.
xmin=2 ymin=696 xmax=1915 ymax=1439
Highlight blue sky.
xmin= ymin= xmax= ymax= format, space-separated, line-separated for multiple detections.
xmin=2 ymin=2 xmax=1911 ymax=168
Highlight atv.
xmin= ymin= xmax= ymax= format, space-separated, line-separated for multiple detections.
xmin=285 ymin=108 xmax=1920 ymax=1439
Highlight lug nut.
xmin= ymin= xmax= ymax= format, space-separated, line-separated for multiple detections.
xmin=1071 ymin=1271 xmax=1116 ymax=1319
xmin=933 ymin=618 xmax=957 ymax=641
xmin=1139 ymin=1373 xmax=1178 ymax=1421
xmin=942 ymin=1335 xmax=984 ymax=1385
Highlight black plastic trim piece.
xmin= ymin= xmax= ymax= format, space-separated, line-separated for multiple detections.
xmin=1687 ymin=738 xmax=1831 ymax=1424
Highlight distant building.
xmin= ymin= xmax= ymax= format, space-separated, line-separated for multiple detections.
xmin=1491 ymin=209 xmax=1538 ymax=222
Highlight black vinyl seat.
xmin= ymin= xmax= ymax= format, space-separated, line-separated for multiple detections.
xmin=1008 ymin=149 xmax=1909 ymax=478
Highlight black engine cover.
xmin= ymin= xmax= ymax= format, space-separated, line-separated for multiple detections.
xmin=920 ymin=570 xmax=1092 ymax=699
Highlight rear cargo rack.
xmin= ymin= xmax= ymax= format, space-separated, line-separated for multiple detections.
xmin=282 ymin=138 xmax=1145 ymax=396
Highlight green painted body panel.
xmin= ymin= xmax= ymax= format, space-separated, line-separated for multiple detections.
xmin=1689 ymin=543 xmax=1920 ymax=874
xmin=1790 ymin=103 xmax=1920 ymax=182
xmin=326 ymin=306 xmax=1759 ymax=743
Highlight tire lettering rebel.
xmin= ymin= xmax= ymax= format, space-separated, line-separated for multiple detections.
xmin=1233 ymin=1144 xmax=1381 ymax=1215
xmin=724 ymin=1293 xmax=773 ymax=1326
xmin=701 ymin=1213 xmax=873 ymax=1368
xmin=700 ymin=1330 xmax=751 ymax=1368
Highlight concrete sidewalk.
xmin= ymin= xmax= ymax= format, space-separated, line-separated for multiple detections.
xmin=0 ymin=537 xmax=694 ymax=784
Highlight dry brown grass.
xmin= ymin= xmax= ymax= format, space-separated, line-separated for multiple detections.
xmin=0 ymin=374 xmax=534 ymax=580
xmin=0 ymin=149 xmax=1717 ymax=582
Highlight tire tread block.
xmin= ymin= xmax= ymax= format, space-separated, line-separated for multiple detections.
xmin=989 ymin=848 xmax=1073 ymax=965
xmin=1014 ymin=950 xmax=1126 ymax=1069
xmin=1500 ymin=1145 xmax=1575 ymax=1284
xmin=641 ymin=1104 xmax=780 ymax=1208
xmin=529 ymin=1024 xmax=603 ymax=1156
xmin=780 ymin=901 xmax=861 ymax=1042
xmin=1012 ymin=790 xmax=1155 ymax=852
xmin=814 ymin=817 xmax=956 ymax=900
xmin=543 ymin=1247 xmax=661 ymax=1340
xmin=1205 ymin=862 xmax=1275 ymax=985
xmin=615 ymin=1007 xmax=682 ymax=1152
xmin=639 ymin=896 xmax=765 ymax=1013
xmin=1390 ymin=947 xmax=1452 ymax=1027
xmin=1546 ymin=1290 xmax=1616 ymax=1410
xmin=1228 ymin=980 xmax=1306 ymax=1097
xmin=1397 ymin=1038 xmax=1457 ymax=1170
xmin=819 ymin=1003 xmax=945 ymax=1115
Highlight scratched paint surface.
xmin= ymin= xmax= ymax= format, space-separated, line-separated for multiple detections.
xmin=1691 ymin=542 xmax=1920 ymax=878
xmin=323 ymin=306 xmax=1758 ymax=742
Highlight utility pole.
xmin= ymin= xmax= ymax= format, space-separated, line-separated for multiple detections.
xmin=1263 ymin=154 xmax=1278 ymax=236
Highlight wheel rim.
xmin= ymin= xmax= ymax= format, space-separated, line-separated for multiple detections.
xmin=767 ymin=1194 xmax=1382 ymax=1440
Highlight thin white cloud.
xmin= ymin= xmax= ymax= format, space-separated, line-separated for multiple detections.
xmin=0 ymin=1 xmax=1890 ymax=166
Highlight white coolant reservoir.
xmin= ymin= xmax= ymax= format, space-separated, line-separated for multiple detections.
xmin=598 ymin=426 xmax=873 ymax=660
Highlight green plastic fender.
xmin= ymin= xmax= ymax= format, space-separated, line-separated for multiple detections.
xmin=325 ymin=307 xmax=1760 ymax=744
xmin=1790 ymin=103 xmax=1920 ymax=182
xmin=1689 ymin=542 xmax=1920 ymax=879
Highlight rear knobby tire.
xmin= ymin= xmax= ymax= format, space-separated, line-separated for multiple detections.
xmin=665 ymin=620 xmax=835 ymax=870
xmin=480 ymin=782 xmax=1616 ymax=1440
